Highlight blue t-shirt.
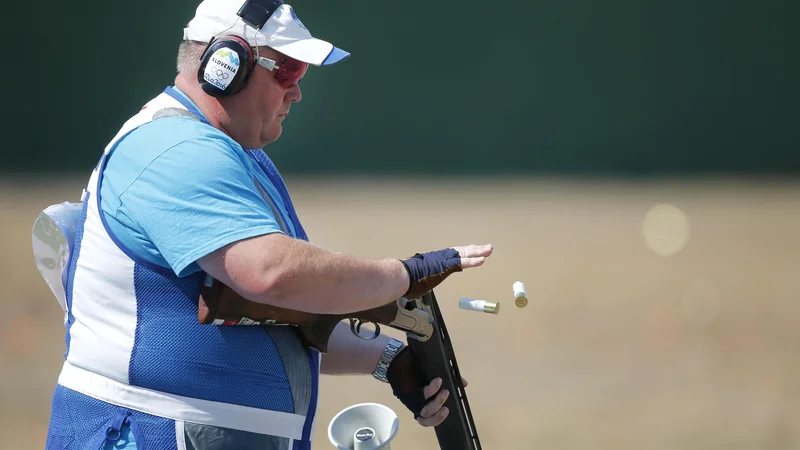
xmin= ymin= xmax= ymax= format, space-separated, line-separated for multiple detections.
xmin=99 ymin=90 xmax=294 ymax=277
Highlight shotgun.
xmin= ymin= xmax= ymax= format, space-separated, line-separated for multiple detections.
xmin=198 ymin=275 xmax=482 ymax=449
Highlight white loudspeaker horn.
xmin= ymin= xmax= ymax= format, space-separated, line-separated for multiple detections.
xmin=328 ymin=403 xmax=399 ymax=450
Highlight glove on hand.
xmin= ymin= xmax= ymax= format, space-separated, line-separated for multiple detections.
xmin=400 ymin=248 xmax=462 ymax=299
xmin=387 ymin=346 xmax=436 ymax=419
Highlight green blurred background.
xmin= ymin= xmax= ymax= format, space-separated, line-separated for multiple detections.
xmin=5 ymin=0 xmax=798 ymax=177
xmin=2 ymin=0 xmax=800 ymax=449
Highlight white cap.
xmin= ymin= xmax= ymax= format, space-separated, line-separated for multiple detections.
xmin=183 ymin=0 xmax=350 ymax=66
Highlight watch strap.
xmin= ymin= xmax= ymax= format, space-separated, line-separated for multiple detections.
xmin=372 ymin=338 xmax=405 ymax=383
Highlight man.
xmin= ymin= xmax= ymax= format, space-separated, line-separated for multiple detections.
xmin=43 ymin=0 xmax=493 ymax=448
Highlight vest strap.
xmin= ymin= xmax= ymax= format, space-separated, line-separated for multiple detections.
xmin=58 ymin=361 xmax=306 ymax=440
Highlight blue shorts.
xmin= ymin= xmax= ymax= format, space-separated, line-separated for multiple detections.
xmin=45 ymin=385 xmax=168 ymax=450
xmin=45 ymin=385 xmax=299 ymax=450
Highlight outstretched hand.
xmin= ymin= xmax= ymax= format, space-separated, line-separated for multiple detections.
xmin=452 ymin=244 xmax=493 ymax=270
xmin=401 ymin=244 xmax=493 ymax=298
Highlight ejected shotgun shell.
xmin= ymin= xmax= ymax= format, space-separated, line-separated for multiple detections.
xmin=459 ymin=298 xmax=500 ymax=315
xmin=513 ymin=281 xmax=528 ymax=308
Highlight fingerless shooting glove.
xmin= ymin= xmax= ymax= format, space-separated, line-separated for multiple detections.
xmin=400 ymin=248 xmax=462 ymax=299
xmin=386 ymin=346 xmax=433 ymax=419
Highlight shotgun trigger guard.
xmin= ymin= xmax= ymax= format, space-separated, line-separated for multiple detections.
xmin=349 ymin=318 xmax=381 ymax=340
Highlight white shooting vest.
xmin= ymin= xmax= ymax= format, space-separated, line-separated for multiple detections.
xmin=32 ymin=87 xmax=320 ymax=448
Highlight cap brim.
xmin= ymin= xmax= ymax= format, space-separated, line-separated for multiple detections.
xmin=321 ymin=47 xmax=351 ymax=66
xmin=270 ymin=37 xmax=350 ymax=67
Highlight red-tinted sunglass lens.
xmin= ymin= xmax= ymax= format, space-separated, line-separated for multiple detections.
xmin=275 ymin=58 xmax=308 ymax=87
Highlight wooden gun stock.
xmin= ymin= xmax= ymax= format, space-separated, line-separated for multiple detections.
xmin=198 ymin=275 xmax=426 ymax=352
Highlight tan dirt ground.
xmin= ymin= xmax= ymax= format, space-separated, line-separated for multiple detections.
xmin=1 ymin=177 xmax=798 ymax=449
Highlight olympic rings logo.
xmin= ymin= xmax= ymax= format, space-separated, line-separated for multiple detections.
xmin=215 ymin=69 xmax=230 ymax=81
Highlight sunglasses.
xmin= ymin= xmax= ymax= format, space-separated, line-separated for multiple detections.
xmin=255 ymin=54 xmax=308 ymax=88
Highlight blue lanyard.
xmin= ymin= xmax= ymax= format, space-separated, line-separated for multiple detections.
xmin=245 ymin=150 xmax=308 ymax=241
xmin=163 ymin=86 xmax=211 ymax=126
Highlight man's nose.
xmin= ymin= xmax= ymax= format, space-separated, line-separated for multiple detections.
xmin=287 ymin=84 xmax=302 ymax=103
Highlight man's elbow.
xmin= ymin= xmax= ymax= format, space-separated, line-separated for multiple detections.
xmin=197 ymin=241 xmax=288 ymax=305
xmin=229 ymin=264 xmax=289 ymax=306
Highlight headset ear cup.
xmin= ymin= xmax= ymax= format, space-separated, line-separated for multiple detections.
xmin=197 ymin=42 xmax=221 ymax=97
xmin=197 ymin=37 xmax=254 ymax=98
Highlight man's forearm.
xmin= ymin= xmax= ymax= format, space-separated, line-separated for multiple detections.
xmin=320 ymin=322 xmax=402 ymax=375
xmin=259 ymin=238 xmax=411 ymax=314
xmin=200 ymin=234 xmax=410 ymax=314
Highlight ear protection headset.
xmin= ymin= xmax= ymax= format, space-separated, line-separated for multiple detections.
xmin=197 ymin=0 xmax=285 ymax=98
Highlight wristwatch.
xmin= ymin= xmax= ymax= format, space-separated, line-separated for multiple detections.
xmin=372 ymin=338 xmax=405 ymax=383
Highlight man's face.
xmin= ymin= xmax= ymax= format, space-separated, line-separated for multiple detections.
xmin=220 ymin=47 xmax=305 ymax=149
